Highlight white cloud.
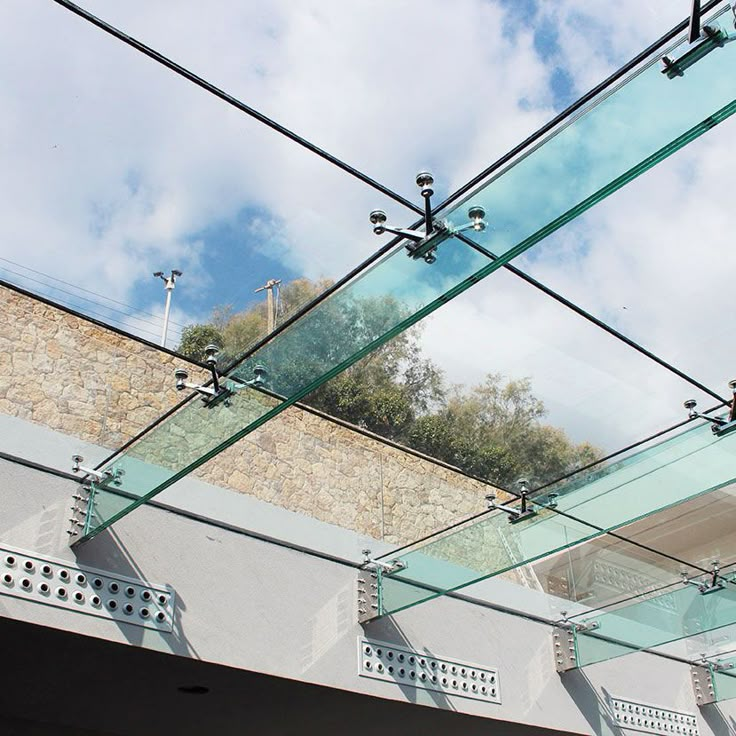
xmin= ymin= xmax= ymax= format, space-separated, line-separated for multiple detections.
xmin=0 ymin=0 xmax=731 ymax=453
xmin=0 ymin=0 xmax=553 ymax=288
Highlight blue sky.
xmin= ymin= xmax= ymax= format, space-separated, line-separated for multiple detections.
xmin=1 ymin=0 xmax=733 ymax=451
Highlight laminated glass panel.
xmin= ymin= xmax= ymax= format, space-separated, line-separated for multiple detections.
xmin=528 ymin=533 xmax=704 ymax=614
xmin=592 ymin=483 xmax=736 ymax=571
xmin=711 ymin=659 xmax=736 ymax=702
xmin=79 ymin=9 xmax=736 ymax=542
xmin=442 ymin=8 xmax=736 ymax=258
xmin=571 ymin=576 xmax=736 ymax=668
xmin=83 ymin=240 xmax=493 ymax=539
xmin=378 ymin=422 xmax=736 ymax=617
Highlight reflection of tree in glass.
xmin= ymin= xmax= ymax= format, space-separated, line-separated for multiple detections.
xmin=178 ymin=278 xmax=600 ymax=488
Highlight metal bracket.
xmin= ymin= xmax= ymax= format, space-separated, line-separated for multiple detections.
xmin=553 ymin=626 xmax=578 ymax=672
xmin=662 ymin=23 xmax=733 ymax=79
xmin=574 ymin=620 xmax=600 ymax=632
xmin=369 ymin=172 xmax=487 ymax=265
xmin=713 ymin=417 xmax=736 ymax=437
xmin=683 ymin=386 xmax=736 ymax=436
xmin=681 ymin=562 xmax=727 ymax=595
xmin=357 ymin=569 xmax=380 ymax=624
xmin=173 ymin=359 xmax=270 ymax=409
xmin=404 ymin=221 xmax=453 ymax=264
xmin=486 ymin=479 xmax=538 ymax=524
xmin=361 ymin=549 xmax=407 ymax=576
xmin=684 ymin=405 xmax=731 ymax=434
xmin=691 ymin=664 xmax=717 ymax=706
xmin=71 ymin=454 xmax=123 ymax=486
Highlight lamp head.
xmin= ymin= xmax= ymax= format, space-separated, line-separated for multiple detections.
xmin=172 ymin=269 xmax=183 ymax=278
xmin=153 ymin=271 xmax=164 ymax=278
xmin=252 ymin=364 xmax=268 ymax=387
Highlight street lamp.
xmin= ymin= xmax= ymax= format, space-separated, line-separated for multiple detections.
xmin=153 ymin=269 xmax=182 ymax=348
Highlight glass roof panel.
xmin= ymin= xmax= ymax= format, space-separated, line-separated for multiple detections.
xmin=440 ymin=8 xmax=736 ymax=265
xmin=594 ymin=483 xmax=736 ymax=571
xmin=711 ymin=666 xmax=736 ymax=703
xmin=381 ymin=531 xmax=707 ymax=624
xmin=571 ymin=575 xmax=736 ymax=668
xmin=377 ymin=421 xmax=736 ymax=617
xmin=76 ymin=7 xmax=736 ymax=543
xmin=631 ymin=562 xmax=736 ymax=661
xmin=81 ymin=238 xmax=493 ymax=540
xmin=456 ymin=487 xmax=736 ymax=623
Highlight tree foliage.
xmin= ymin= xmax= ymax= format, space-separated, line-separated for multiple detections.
xmin=406 ymin=375 xmax=599 ymax=487
xmin=178 ymin=278 xmax=600 ymax=488
xmin=177 ymin=324 xmax=225 ymax=362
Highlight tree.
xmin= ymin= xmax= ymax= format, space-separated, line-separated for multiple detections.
xmin=179 ymin=278 xmax=334 ymax=365
xmin=177 ymin=279 xmax=600 ymax=487
xmin=305 ymin=324 xmax=444 ymax=440
xmin=404 ymin=374 xmax=600 ymax=488
xmin=177 ymin=324 xmax=225 ymax=362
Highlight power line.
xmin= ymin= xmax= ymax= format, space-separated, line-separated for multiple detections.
xmin=0 ymin=255 xmax=187 ymax=329
xmin=0 ymin=266 xmax=167 ymax=339
xmin=0 ymin=265 xmax=165 ymax=332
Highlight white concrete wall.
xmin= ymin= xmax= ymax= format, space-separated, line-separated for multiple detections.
xmin=2 ymin=443 xmax=735 ymax=735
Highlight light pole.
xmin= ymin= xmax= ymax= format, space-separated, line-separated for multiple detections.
xmin=254 ymin=278 xmax=281 ymax=334
xmin=153 ymin=269 xmax=182 ymax=348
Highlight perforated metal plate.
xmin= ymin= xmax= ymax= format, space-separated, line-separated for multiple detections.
xmin=611 ymin=696 xmax=699 ymax=735
xmin=358 ymin=637 xmax=500 ymax=704
xmin=0 ymin=544 xmax=175 ymax=632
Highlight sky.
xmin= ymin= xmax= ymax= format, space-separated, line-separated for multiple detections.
xmin=1 ymin=0 xmax=734 ymax=453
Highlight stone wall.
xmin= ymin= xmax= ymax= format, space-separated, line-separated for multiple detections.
xmin=0 ymin=284 xmax=501 ymax=543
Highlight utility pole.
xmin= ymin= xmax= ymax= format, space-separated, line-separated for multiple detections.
xmin=153 ymin=269 xmax=182 ymax=348
xmin=254 ymin=279 xmax=281 ymax=334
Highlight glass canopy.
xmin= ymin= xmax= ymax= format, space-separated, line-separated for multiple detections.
xmin=376 ymin=421 xmax=736 ymax=618
xmin=439 ymin=7 xmax=736 ymax=253
xmin=570 ymin=573 xmax=736 ymax=668
xmin=76 ymin=7 xmax=736 ymax=543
